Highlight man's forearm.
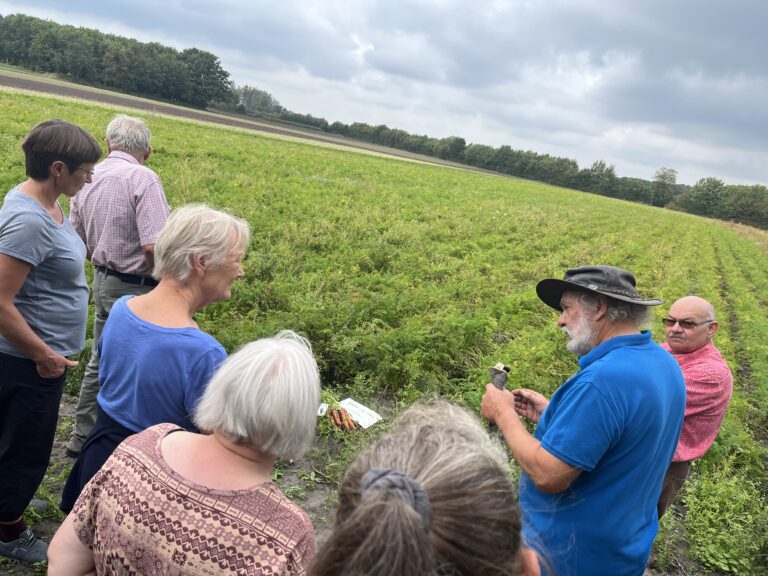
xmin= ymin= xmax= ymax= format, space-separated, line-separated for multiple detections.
xmin=142 ymin=244 xmax=155 ymax=271
xmin=496 ymin=408 xmax=547 ymax=478
xmin=496 ymin=407 xmax=579 ymax=494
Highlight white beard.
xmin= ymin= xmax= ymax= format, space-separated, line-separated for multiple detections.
xmin=562 ymin=314 xmax=596 ymax=356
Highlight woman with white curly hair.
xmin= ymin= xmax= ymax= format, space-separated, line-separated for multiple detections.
xmin=50 ymin=330 xmax=321 ymax=575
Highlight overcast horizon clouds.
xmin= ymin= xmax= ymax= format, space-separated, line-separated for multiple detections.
xmin=1 ymin=0 xmax=766 ymax=186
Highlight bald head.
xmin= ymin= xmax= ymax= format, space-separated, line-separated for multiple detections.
xmin=664 ymin=296 xmax=718 ymax=354
xmin=674 ymin=296 xmax=715 ymax=319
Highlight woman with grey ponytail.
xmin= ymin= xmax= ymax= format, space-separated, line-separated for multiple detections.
xmin=312 ymin=398 xmax=541 ymax=576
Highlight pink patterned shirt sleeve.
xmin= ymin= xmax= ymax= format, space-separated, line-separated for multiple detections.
xmin=661 ymin=341 xmax=733 ymax=462
xmin=72 ymin=424 xmax=316 ymax=576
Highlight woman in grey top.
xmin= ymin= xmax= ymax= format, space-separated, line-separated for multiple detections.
xmin=0 ymin=119 xmax=101 ymax=564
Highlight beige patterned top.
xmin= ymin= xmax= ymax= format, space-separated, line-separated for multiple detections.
xmin=72 ymin=423 xmax=315 ymax=575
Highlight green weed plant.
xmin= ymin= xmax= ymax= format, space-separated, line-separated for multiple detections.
xmin=1 ymin=89 xmax=767 ymax=573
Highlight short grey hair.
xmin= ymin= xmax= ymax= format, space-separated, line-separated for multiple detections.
xmin=106 ymin=114 xmax=151 ymax=154
xmin=194 ymin=331 xmax=321 ymax=459
xmin=578 ymin=292 xmax=653 ymax=327
xmin=153 ymin=204 xmax=251 ymax=282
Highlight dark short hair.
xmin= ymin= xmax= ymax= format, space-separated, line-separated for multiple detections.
xmin=22 ymin=119 xmax=102 ymax=180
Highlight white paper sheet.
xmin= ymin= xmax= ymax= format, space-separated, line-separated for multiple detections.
xmin=339 ymin=398 xmax=383 ymax=429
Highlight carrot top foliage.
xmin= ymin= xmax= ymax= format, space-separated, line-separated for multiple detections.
xmin=1 ymin=90 xmax=766 ymax=574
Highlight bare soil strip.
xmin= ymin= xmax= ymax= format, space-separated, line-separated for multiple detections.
xmin=0 ymin=70 xmax=510 ymax=178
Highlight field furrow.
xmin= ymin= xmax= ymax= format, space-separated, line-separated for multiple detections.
xmin=2 ymin=88 xmax=767 ymax=575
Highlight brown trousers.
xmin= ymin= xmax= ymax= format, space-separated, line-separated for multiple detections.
xmin=657 ymin=460 xmax=692 ymax=518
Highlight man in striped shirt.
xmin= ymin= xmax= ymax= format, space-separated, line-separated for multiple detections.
xmin=66 ymin=115 xmax=170 ymax=457
xmin=658 ymin=295 xmax=733 ymax=517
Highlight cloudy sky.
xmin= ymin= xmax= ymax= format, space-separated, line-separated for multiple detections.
xmin=2 ymin=0 xmax=766 ymax=185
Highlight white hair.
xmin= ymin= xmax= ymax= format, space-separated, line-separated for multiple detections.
xmin=194 ymin=331 xmax=322 ymax=459
xmin=577 ymin=292 xmax=653 ymax=327
xmin=106 ymin=114 xmax=151 ymax=154
xmin=152 ymin=204 xmax=250 ymax=282
xmin=562 ymin=311 xmax=597 ymax=356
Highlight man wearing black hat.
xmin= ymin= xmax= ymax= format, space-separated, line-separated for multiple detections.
xmin=481 ymin=265 xmax=685 ymax=576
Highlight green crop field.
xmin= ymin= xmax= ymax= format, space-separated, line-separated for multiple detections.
xmin=1 ymin=89 xmax=767 ymax=574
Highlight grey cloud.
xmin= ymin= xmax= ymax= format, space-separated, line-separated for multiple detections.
xmin=2 ymin=0 xmax=362 ymax=79
xmin=1 ymin=0 xmax=766 ymax=184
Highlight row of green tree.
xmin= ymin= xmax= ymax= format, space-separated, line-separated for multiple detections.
xmin=214 ymin=86 xmax=334 ymax=131
xmin=672 ymin=178 xmax=768 ymax=229
xmin=3 ymin=12 xmax=766 ymax=229
xmin=316 ymin=125 xmax=765 ymax=229
xmin=0 ymin=13 xmax=232 ymax=107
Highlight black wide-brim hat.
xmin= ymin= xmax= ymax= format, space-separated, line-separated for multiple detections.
xmin=536 ymin=265 xmax=664 ymax=311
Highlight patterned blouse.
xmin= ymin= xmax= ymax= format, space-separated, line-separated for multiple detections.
xmin=72 ymin=423 xmax=315 ymax=575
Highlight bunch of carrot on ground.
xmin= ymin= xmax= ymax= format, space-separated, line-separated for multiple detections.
xmin=328 ymin=408 xmax=356 ymax=430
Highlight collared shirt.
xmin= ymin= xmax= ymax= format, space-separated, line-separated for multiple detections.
xmin=70 ymin=150 xmax=169 ymax=276
xmin=661 ymin=340 xmax=733 ymax=462
xmin=520 ymin=331 xmax=685 ymax=576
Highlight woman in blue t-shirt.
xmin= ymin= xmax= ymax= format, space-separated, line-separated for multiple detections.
xmin=0 ymin=120 xmax=101 ymax=564
xmin=60 ymin=204 xmax=251 ymax=513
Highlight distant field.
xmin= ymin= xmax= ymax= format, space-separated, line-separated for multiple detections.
xmin=1 ymin=89 xmax=766 ymax=574
xmin=0 ymin=67 xmax=499 ymax=174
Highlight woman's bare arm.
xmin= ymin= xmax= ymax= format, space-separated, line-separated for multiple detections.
xmin=0 ymin=253 xmax=77 ymax=377
xmin=47 ymin=512 xmax=96 ymax=576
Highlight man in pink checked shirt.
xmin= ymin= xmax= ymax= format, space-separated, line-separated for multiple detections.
xmin=658 ymin=295 xmax=733 ymax=517
xmin=66 ymin=115 xmax=170 ymax=457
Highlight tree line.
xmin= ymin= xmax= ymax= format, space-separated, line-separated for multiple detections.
xmin=672 ymin=178 xmax=768 ymax=229
xmin=2 ymin=12 xmax=766 ymax=229
xmin=220 ymin=93 xmax=768 ymax=230
xmin=0 ymin=13 xmax=232 ymax=107
xmin=317 ymin=123 xmax=768 ymax=229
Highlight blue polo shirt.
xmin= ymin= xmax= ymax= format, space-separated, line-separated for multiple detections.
xmin=520 ymin=331 xmax=685 ymax=576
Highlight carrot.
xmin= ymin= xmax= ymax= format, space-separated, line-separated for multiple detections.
xmin=341 ymin=409 xmax=356 ymax=429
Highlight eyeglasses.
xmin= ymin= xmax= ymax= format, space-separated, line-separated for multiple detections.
xmin=661 ymin=318 xmax=713 ymax=329
xmin=68 ymin=164 xmax=95 ymax=176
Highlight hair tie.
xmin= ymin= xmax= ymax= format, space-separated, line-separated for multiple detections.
xmin=360 ymin=469 xmax=432 ymax=527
